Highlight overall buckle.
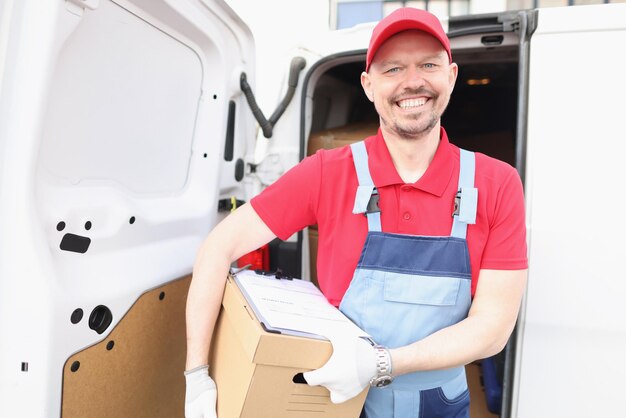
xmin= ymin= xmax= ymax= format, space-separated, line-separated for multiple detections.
xmin=366 ymin=189 xmax=380 ymax=214
xmin=452 ymin=190 xmax=461 ymax=217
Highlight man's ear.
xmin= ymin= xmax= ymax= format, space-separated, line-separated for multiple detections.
xmin=361 ymin=71 xmax=374 ymax=102
xmin=448 ymin=62 xmax=459 ymax=92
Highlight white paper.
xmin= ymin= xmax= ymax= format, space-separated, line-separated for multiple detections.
xmin=232 ymin=269 xmax=369 ymax=340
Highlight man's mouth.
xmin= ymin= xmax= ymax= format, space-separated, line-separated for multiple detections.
xmin=397 ymin=97 xmax=427 ymax=109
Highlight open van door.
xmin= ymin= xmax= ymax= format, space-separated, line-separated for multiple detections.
xmin=0 ymin=0 xmax=257 ymax=416
xmin=514 ymin=4 xmax=626 ymax=418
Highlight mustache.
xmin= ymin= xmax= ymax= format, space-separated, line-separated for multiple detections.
xmin=390 ymin=88 xmax=436 ymax=102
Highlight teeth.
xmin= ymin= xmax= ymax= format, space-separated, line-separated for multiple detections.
xmin=398 ymin=98 xmax=426 ymax=109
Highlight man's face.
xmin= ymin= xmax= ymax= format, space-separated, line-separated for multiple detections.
xmin=361 ymin=30 xmax=458 ymax=140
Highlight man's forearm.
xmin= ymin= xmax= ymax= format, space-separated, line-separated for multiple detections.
xmin=389 ymin=313 xmax=511 ymax=375
xmin=185 ymin=238 xmax=232 ymax=370
xmin=184 ymin=203 xmax=278 ymax=371
xmin=389 ymin=269 xmax=528 ymax=376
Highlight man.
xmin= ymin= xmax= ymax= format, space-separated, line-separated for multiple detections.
xmin=184 ymin=7 xmax=528 ymax=418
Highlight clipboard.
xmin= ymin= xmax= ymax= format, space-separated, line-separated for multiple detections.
xmin=231 ymin=269 xmax=368 ymax=340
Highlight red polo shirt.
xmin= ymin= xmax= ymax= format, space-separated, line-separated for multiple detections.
xmin=251 ymin=127 xmax=528 ymax=306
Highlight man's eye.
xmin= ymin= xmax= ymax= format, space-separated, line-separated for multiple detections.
xmin=423 ymin=63 xmax=437 ymax=69
xmin=385 ymin=67 xmax=401 ymax=73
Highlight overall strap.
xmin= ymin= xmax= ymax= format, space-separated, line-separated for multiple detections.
xmin=350 ymin=141 xmax=381 ymax=232
xmin=450 ymin=149 xmax=478 ymax=239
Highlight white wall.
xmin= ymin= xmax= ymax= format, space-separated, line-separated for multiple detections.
xmin=469 ymin=0 xmax=508 ymax=14
xmin=224 ymin=0 xmax=331 ymax=113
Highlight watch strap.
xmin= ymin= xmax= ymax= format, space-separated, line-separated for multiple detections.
xmin=370 ymin=344 xmax=394 ymax=387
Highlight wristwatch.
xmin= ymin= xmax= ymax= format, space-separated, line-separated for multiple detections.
xmin=369 ymin=344 xmax=394 ymax=387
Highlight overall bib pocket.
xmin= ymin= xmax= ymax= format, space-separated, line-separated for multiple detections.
xmin=377 ymin=272 xmax=469 ymax=347
xmin=383 ymin=273 xmax=462 ymax=306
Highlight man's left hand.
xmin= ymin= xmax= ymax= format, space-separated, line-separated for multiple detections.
xmin=303 ymin=335 xmax=377 ymax=403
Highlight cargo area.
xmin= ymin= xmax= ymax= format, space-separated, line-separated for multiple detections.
xmin=303 ymin=35 xmax=520 ymax=418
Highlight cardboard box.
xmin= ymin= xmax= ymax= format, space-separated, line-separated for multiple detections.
xmin=209 ymin=275 xmax=368 ymax=418
xmin=307 ymin=121 xmax=379 ymax=156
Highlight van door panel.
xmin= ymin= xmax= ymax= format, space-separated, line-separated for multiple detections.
xmin=0 ymin=0 xmax=255 ymax=416
xmin=517 ymin=4 xmax=626 ymax=417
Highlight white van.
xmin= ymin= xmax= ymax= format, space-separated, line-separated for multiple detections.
xmin=1 ymin=1 xmax=625 ymax=417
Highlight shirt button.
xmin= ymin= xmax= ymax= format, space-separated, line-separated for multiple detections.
xmin=400 ymin=185 xmax=412 ymax=192
xmin=403 ymin=212 xmax=411 ymax=220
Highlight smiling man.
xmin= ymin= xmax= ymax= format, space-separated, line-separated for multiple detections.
xmin=364 ymin=31 xmax=455 ymax=139
xmin=184 ymin=7 xmax=528 ymax=418
xmin=361 ymin=28 xmax=458 ymax=184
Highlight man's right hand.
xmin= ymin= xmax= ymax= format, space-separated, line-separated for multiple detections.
xmin=184 ymin=365 xmax=217 ymax=418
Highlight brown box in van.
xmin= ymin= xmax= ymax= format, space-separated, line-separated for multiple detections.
xmin=307 ymin=121 xmax=379 ymax=156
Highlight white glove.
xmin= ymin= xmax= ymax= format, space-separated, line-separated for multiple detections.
xmin=303 ymin=335 xmax=377 ymax=404
xmin=184 ymin=365 xmax=217 ymax=418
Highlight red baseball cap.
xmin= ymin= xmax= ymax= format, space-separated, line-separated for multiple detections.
xmin=366 ymin=7 xmax=452 ymax=72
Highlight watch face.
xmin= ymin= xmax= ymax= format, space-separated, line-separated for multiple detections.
xmin=371 ymin=376 xmax=393 ymax=387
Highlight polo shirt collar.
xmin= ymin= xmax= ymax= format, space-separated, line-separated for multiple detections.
xmin=365 ymin=127 xmax=455 ymax=197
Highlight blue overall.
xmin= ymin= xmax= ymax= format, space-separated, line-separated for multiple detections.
xmin=339 ymin=141 xmax=478 ymax=418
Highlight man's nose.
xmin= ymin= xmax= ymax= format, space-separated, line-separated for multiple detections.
xmin=404 ymin=67 xmax=426 ymax=88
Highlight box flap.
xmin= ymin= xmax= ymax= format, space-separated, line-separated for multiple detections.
xmin=221 ymin=276 xmax=333 ymax=370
